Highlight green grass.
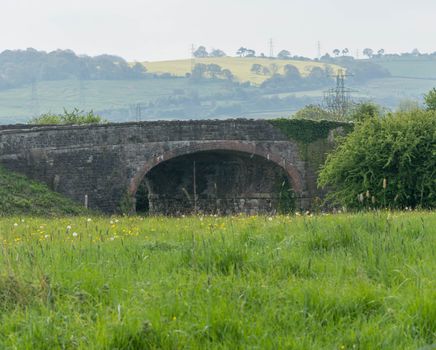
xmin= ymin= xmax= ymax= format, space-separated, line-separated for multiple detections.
xmin=144 ymin=57 xmax=342 ymax=85
xmin=375 ymin=58 xmax=436 ymax=79
xmin=0 ymin=78 xmax=230 ymax=123
xmin=0 ymin=212 xmax=434 ymax=349
xmin=0 ymin=166 xmax=88 ymax=216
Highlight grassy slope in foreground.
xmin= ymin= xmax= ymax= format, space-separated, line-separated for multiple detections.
xmin=0 ymin=212 xmax=434 ymax=349
xmin=144 ymin=56 xmax=342 ymax=85
xmin=0 ymin=166 xmax=87 ymax=216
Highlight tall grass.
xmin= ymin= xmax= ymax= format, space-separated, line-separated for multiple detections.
xmin=0 ymin=212 xmax=434 ymax=349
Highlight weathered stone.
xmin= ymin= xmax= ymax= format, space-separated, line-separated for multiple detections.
xmin=0 ymin=119 xmax=342 ymax=214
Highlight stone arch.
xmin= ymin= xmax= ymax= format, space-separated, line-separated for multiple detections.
xmin=129 ymin=141 xmax=303 ymax=202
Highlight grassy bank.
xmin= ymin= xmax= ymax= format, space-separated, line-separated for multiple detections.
xmin=0 ymin=212 xmax=434 ymax=349
xmin=0 ymin=167 xmax=87 ymax=217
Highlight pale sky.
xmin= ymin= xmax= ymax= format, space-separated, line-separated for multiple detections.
xmin=1 ymin=0 xmax=435 ymax=61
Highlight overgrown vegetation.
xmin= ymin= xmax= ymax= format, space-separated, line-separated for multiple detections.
xmin=0 ymin=166 xmax=88 ymax=216
xmin=29 ymin=108 xmax=106 ymax=125
xmin=269 ymin=118 xmax=352 ymax=143
xmin=0 ymin=212 xmax=434 ymax=348
xmin=319 ymin=110 xmax=436 ymax=209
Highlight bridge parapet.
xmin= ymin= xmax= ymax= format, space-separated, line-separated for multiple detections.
xmin=0 ymin=119 xmax=350 ymax=213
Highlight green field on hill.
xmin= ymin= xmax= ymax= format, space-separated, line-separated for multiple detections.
xmin=0 ymin=78 xmax=230 ymax=123
xmin=375 ymin=58 xmax=436 ymax=79
xmin=0 ymin=212 xmax=434 ymax=349
xmin=144 ymin=57 xmax=342 ymax=85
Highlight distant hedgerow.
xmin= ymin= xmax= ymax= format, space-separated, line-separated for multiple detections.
xmin=318 ymin=110 xmax=436 ymax=209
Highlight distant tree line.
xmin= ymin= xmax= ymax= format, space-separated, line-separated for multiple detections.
xmin=259 ymin=64 xmax=334 ymax=92
xmin=0 ymin=48 xmax=148 ymax=89
xmin=193 ymin=46 xmax=227 ymax=58
xmin=190 ymin=63 xmax=234 ymax=81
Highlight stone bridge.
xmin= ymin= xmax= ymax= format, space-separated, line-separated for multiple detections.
xmin=0 ymin=119 xmax=347 ymax=214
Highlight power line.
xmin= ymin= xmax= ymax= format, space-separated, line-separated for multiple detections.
xmin=317 ymin=41 xmax=322 ymax=59
xmin=30 ymin=79 xmax=40 ymax=117
xmin=78 ymin=78 xmax=86 ymax=108
xmin=191 ymin=44 xmax=195 ymax=73
xmin=269 ymin=38 xmax=274 ymax=58
xmin=323 ymin=69 xmax=355 ymax=119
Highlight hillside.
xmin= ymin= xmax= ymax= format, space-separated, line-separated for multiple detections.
xmin=0 ymin=166 xmax=88 ymax=216
xmin=374 ymin=58 xmax=436 ymax=79
xmin=143 ymin=57 xmax=342 ymax=85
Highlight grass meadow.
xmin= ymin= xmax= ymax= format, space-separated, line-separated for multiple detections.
xmin=0 ymin=212 xmax=435 ymax=349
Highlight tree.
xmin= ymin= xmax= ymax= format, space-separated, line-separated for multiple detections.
xmin=210 ymin=49 xmax=226 ymax=57
xmin=319 ymin=110 xmax=436 ymax=209
xmin=342 ymin=48 xmax=349 ymax=56
xmin=348 ymin=102 xmax=383 ymax=122
xmin=131 ymin=62 xmax=147 ymax=76
xmin=193 ymin=46 xmax=208 ymax=58
xmin=191 ymin=63 xmax=208 ymax=80
xmin=236 ymin=47 xmax=247 ymax=57
xmin=245 ymin=49 xmax=256 ymax=57
xmin=262 ymin=66 xmax=271 ymax=76
xmin=411 ymin=48 xmax=421 ymax=56
xmin=283 ymin=64 xmax=301 ymax=78
xmin=307 ymin=66 xmax=327 ymax=83
xmin=269 ymin=63 xmax=279 ymax=75
xmin=363 ymin=48 xmax=374 ymax=58
xmin=377 ymin=49 xmax=385 ymax=56
xmin=206 ymin=64 xmax=222 ymax=78
xmin=333 ymin=49 xmax=340 ymax=57
xmin=277 ymin=50 xmax=291 ymax=60
xmin=221 ymin=69 xmax=234 ymax=81
xmin=251 ymin=64 xmax=263 ymax=74
xmin=294 ymin=105 xmax=331 ymax=121
xmin=424 ymin=88 xmax=436 ymax=111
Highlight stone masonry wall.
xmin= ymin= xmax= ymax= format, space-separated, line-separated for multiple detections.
xmin=0 ymin=119 xmax=340 ymax=213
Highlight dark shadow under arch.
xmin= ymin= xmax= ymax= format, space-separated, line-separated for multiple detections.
xmin=129 ymin=142 xmax=303 ymax=215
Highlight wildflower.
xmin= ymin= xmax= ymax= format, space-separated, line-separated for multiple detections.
xmin=268 ymin=217 xmax=273 ymax=221
xmin=13 ymin=223 xmax=18 ymax=227
xmin=383 ymin=178 xmax=387 ymax=189
xmin=72 ymin=232 xmax=78 ymax=237
xmin=44 ymin=235 xmax=49 ymax=239
xmin=110 ymin=220 xmax=114 ymax=225
xmin=110 ymin=237 xmax=115 ymax=241
xmin=87 ymin=218 xmax=92 ymax=222
xmin=66 ymin=225 xmax=72 ymax=230
xmin=172 ymin=316 xmax=177 ymax=321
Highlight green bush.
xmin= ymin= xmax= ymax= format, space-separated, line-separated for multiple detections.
xmin=318 ymin=110 xmax=436 ymax=209
xmin=28 ymin=108 xmax=106 ymax=125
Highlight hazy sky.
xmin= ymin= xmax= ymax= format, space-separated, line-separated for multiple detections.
xmin=1 ymin=0 xmax=435 ymax=61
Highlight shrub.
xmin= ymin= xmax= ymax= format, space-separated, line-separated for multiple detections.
xmin=318 ymin=110 xmax=436 ymax=209
xmin=29 ymin=108 xmax=106 ymax=125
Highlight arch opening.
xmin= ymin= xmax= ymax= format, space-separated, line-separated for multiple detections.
xmin=134 ymin=150 xmax=296 ymax=215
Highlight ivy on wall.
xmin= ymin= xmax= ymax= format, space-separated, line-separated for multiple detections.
xmin=269 ymin=119 xmax=353 ymax=144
